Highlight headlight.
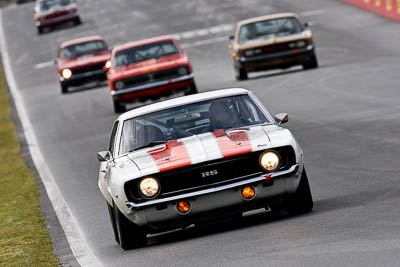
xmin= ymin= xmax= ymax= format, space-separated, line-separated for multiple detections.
xmin=62 ymin=69 xmax=72 ymax=79
xmin=244 ymin=50 xmax=254 ymax=56
xmin=105 ymin=60 xmax=112 ymax=69
xmin=259 ymin=151 xmax=280 ymax=171
xmin=114 ymin=81 xmax=124 ymax=90
xmin=178 ymin=66 xmax=188 ymax=75
xmin=296 ymin=40 xmax=306 ymax=47
xmin=139 ymin=177 xmax=160 ymax=198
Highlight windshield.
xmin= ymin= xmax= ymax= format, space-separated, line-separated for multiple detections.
xmin=61 ymin=40 xmax=107 ymax=59
xmin=114 ymin=40 xmax=180 ymax=68
xmin=238 ymin=17 xmax=303 ymax=44
xmin=39 ymin=0 xmax=72 ymax=11
xmin=118 ymin=94 xmax=270 ymax=155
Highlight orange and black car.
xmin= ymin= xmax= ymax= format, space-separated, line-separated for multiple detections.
xmin=229 ymin=13 xmax=318 ymax=80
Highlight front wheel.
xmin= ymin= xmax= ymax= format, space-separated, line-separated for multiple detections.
xmin=185 ymin=82 xmax=198 ymax=95
xmin=302 ymin=54 xmax=318 ymax=70
xmin=37 ymin=26 xmax=44 ymax=35
xmin=285 ymin=167 xmax=313 ymax=215
xmin=107 ymin=202 xmax=120 ymax=244
xmin=61 ymin=83 xmax=68 ymax=94
xmin=113 ymin=201 xmax=147 ymax=250
xmin=113 ymin=99 xmax=126 ymax=113
xmin=234 ymin=65 xmax=248 ymax=80
xmin=74 ymin=17 xmax=82 ymax=25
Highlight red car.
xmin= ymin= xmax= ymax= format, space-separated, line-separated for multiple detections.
xmin=33 ymin=0 xmax=81 ymax=34
xmin=105 ymin=35 xmax=197 ymax=113
xmin=56 ymin=35 xmax=111 ymax=93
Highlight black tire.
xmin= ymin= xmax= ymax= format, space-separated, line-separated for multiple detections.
xmin=185 ymin=82 xmax=198 ymax=95
xmin=74 ymin=17 xmax=82 ymax=25
xmin=113 ymin=99 xmax=126 ymax=113
xmin=112 ymin=201 xmax=147 ymax=250
xmin=37 ymin=26 xmax=43 ymax=35
xmin=61 ymin=83 xmax=68 ymax=94
xmin=302 ymin=54 xmax=318 ymax=70
xmin=107 ymin=202 xmax=120 ymax=244
xmin=234 ymin=66 xmax=248 ymax=80
xmin=285 ymin=168 xmax=313 ymax=215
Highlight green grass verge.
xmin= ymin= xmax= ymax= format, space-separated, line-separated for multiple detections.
xmin=0 ymin=62 xmax=60 ymax=266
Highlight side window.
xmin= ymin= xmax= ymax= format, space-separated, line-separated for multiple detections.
xmin=108 ymin=121 xmax=119 ymax=156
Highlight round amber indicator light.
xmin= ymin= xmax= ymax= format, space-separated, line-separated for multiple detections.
xmin=241 ymin=186 xmax=255 ymax=200
xmin=177 ymin=200 xmax=191 ymax=214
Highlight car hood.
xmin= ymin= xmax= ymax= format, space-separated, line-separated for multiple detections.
xmin=110 ymin=54 xmax=187 ymax=79
xmin=58 ymin=52 xmax=110 ymax=70
xmin=127 ymin=125 xmax=282 ymax=176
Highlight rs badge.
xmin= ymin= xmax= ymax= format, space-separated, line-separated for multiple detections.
xmin=201 ymin=170 xmax=218 ymax=178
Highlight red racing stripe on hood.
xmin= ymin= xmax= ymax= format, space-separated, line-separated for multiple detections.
xmin=148 ymin=140 xmax=191 ymax=172
xmin=212 ymin=130 xmax=252 ymax=158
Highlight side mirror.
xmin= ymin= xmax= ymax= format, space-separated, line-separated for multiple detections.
xmin=274 ymin=113 xmax=289 ymax=125
xmin=53 ymin=59 xmax=57 ymax=65
xmin=229 ymin=35 xmax=234 ymax=40
xmin=97 ymin=151 xmax=112 ymax=162
xmin=303 ymin=22 xmax=309 ymax=28
xmin=108 ymin=46 xmax=113 ymax=52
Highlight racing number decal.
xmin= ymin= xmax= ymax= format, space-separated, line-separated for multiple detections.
xmin=212 ymin=130 xmax=252 ymax=158
xmin=148 ymin=140 xmax=191 ymax=172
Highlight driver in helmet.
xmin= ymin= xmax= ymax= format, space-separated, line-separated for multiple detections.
xmin=208 ymin=100 xmax=239 ymax=130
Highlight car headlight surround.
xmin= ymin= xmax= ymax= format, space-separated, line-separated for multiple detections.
xmin=244 ymin=49 xmax=254 ymax=56
xmin=139 ymin=177 xmax=160 ymax=198
xmin=259 ymin=150 xmax=280 ymax=172
xmin=178 ymin=66 xmax=188 ymax=75
xmin=296 ymin=40 xmax=306 ymax=48
xmin=114 ymin=80 xmax=125 ymax=90
xmin=62 ymin=69 xmax=72 ymax=79
xmin=105 ymin=60 xmax=112 ymax=69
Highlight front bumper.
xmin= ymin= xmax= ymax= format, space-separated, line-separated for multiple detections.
xmin=236 ymin=45 xmax=315 ymax=72
xmin=124 ymin=163 xmax=302 ymax=230
xmin=111 ymin=74 xmax=194 ymax=102
xmin=37 ymin=13 xmax=78 ymax=27
xmin=60 ymin=69 xmax=107 ymax=86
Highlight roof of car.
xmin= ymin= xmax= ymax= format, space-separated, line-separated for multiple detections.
xmin=117 ymin=88 xmax=250 ymax=121
xmin=113 ymin=35 xmax=179 ymax=53
xmin=60 ymin=35 xmax=106 ymax=49
xmin=236 ymin=12 xmax=300 ymax=28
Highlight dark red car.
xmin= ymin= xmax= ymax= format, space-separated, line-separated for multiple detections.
xmin=56 ymin=35 xmax=111 ymax=93
xmin=33 ymin=0 xmax=81 ymax=34
xmin=105 ymin=35 xmax=197 ymax=113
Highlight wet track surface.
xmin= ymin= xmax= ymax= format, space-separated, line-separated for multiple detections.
xmin=2 ymin=0 xmax=400 ymax=266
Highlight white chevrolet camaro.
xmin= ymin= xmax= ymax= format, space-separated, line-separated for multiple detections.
xmin=98 ymin=88 xmax=313 ymax=249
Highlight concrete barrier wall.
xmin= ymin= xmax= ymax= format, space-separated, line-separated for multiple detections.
xmin=343 ymin=0 xmax=400 ymax=20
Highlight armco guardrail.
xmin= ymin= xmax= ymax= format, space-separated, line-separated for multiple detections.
xmin=343 ymin=0 xmax=400 ymax=20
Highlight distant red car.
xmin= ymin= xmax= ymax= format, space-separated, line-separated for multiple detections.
xmin=56 ymin=35 xmax=111 ymax=93
xmin=33 ymin=0 xmax=81 ymax=34
xmin=105 ymin=35 xmax=197 ymax=113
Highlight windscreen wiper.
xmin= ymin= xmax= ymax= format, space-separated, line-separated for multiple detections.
xmin=129 ymin=140 xmax=167 ymax=153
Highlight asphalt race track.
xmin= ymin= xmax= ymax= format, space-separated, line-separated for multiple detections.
xmin=2 ymin=0 xmax=400 ymax=266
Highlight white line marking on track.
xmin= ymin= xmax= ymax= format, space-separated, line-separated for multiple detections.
xmin=173 ymin=23 xmax=234 ymax=40
xmin=35 ymin=61 xmax=54 ymax=69
xmin=0 ymin=10 xmax=102 ymax=267
xmin=181 ymin=36 xmax=228 ymax=49
xmin=300 ymin=9 xmax=326 ymax=17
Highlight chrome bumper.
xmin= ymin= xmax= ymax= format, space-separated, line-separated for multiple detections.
xmin=124 ymin=164 xmax=302 ymax=227
xmin=110 ymin=74 xmax=194 ymax=96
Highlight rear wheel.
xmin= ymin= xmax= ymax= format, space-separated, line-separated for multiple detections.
xmin=113 ymin=201 xmax=147 ymax=250
xmin=61 ymin=83 xmax=68 ymax=94
xmin=234 ymin=66 xmax=248 ymax=80
xmin=302 ymin=54 xmax=318 ymax=70
xmin=113 ymin=99 xmax=126 ymax=113
xmin=285 ymin=167 xmax=313 ymax=215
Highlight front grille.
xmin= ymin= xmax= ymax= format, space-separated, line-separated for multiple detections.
xmin=72 ymin=63 xmax=105 ymax=75
xmin=45 ymin=11 xmax=69 ymax=19
xmin=115 ymin=66 xmax=186 ymax=90
xmin=125 ymin=146 xmax=296 ymax=203
xmin=243 ymin=41 xmax=306 ymax=57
